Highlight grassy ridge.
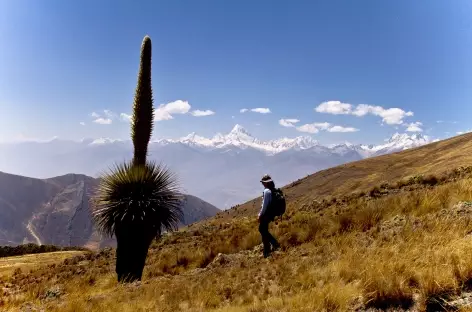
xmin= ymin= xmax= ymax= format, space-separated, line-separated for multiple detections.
xmin=224 ymin=132 xmax=472 ymax=219
xmin=2 ymin=167 xmax=472 ymax=310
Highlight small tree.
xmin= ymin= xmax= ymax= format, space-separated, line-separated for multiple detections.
xmin=91 ymin=35 xmax=183 ymax=283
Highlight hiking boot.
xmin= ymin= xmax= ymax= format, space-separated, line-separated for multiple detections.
xmin=263 ymin=250 xmax=271 ymax=258
xmin=272 ymin=243 xmax=280 ymax=252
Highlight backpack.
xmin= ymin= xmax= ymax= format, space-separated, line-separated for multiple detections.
xmin=269 ymin=188 xmax=286 ymax=218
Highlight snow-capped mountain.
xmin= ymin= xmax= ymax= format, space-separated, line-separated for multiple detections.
xmin=155 ymin=124 xmax=320 ymax=154
xmin=150 ymin=124 xmax=429 ymax=157
xmin=369 ymin=133 xmax=431 ymax=155
xmin=0 ymin=125 xmax=432 ymax=209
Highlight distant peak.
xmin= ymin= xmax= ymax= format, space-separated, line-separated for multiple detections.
xmin=388 ymin=132 xmax=426 ymax=143
xmin=181 ymin=132 xmax=197 ymax=140
xmin=228 ymin=124 xmax=253 ymax=137
xmin=230 ymin=124 xmax=248 ymax=133
xmin=89 ymin=138 xmax=124 ymax=145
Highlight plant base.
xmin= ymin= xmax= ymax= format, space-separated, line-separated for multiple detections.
xmin=115 ymin=226 xmax=154 ymax=283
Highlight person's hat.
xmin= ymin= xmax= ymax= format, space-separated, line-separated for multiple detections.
xmin=260 ymin=174 xmax=273 ymax=183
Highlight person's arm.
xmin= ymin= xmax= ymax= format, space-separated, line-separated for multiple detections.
xmin=258 ymin=189 xmax=271 ymax=218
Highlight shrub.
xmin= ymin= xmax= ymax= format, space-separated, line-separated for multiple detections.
xmin=369 ymin=186 xmax=382 ymax=198
xmin=422 ymin=174 xmax=439 ymax=186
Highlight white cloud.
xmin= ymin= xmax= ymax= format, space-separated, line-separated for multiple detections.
xmin=279 ymin=119 xmax=300 ymax=128
xmin=120 ymin=113 xmax=131 ymax=122
xmin=296 ymin=124 xmax=320 ymax=134
xmin=79 ymin=122 xmax=85 ymax=126
xmin=312 ymin=122 xmax=331 ymax=130
xmin=296 ymin=121 xmax=358 ymax=134
xmin=352 ymin=104 xmax=413 ymax=125
xmin=103 ymin=109 xmax=116 ymax=118
xmin=93 ymin=118 xmax=112 ymax=125
xmin=191 ymin=110 xmax=215 ymax=117
xmin=436 ymin=120 xmax=444 ymax=123
xmin=120 ymin=100 xmax=195 ymax=122
xmin=315 ymin=101 xmax=414 ymax=125
xmin=327 ymin=126 xmax=359 ymax=133
xmin=406 ymin=121 xmax=423 ymax=132
xmin=155 ymin=100 xmax=191 ymax=121
xmin=315 ymin=101 xmax=352 ymax=115
xmin=89 ymin=110 xmax=117 ymax=125
xmin=121 ymin=100 xmax=212 ymax=122
xmin=251 ymin=108 xmax=271 ymax=114
xmin=240 ymin=107 xmax=271 ymax=114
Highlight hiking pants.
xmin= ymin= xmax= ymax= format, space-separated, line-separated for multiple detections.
xmin=259 ymin=216 xmax=279 ymax=255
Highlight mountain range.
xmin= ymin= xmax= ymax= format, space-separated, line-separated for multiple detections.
xmin=0 ymin=171 xmax=219 ymax=248
xmin=0 ymin=125 xmax=433 ymax=208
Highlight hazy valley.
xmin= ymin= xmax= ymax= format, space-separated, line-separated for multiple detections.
xmin=0 ymin=125 xmax=432 ymax=209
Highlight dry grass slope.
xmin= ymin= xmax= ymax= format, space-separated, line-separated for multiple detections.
xmin=3 ymin=134 xmax=472 ymax=311
xmin=222 ymin=132 xmax=472 ymax=219
xmin=0 ymin=251 xmax=85 ymax=278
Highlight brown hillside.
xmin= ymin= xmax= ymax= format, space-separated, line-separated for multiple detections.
xmin=4 ymin=134 xmax=472 ymax=311
xmin=0 ymin=172 xmax=220 ymax=248
xmin=226 ymin=132 xmax=472 ymax=218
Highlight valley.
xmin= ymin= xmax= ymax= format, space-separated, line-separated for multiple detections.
xmin=0 ymin=172 xmax=219 ymax=247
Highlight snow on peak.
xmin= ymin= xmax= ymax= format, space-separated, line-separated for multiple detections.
xmin=371 ymin=132 xmax=431 ymax=153
xmin=150 ymin=125 xmax=433 ymax=156
xmin=89 ymin=138 xmax=125 ymax=145
xmin=151 ymin=125 xmax=320 ymax=153
xmin=179 ymin=132 xmax=214 ymax=146
xmin=266 ymin=136 xmax=319 ymax=151
xmin=230 ymin=124 xmax=250 ymax=135
xmin=386 ymin=132 xmax=429 ymax=145
xmin=226 ymin=124 xmax=257 ymax=144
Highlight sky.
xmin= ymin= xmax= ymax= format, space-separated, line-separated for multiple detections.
xmin=1 ymin=0 xmax=472 ymax=145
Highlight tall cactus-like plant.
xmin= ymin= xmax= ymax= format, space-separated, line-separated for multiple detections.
xmin=91 ymin=35 xmax=183 ymax=283
xmin=132 ymin=35 xmax=154 ymax=167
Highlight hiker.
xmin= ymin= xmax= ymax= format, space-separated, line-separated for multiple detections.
xmin=258 ymin=174 xmax=281 ymax=258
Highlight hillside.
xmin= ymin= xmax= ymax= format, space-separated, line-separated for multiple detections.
xmin=3 ymin=133 xmax=472 ymax=311
xmin=225 ymin=132 xmax=472 ymax=219
xmin=0 ymin=172 xmax=219 ymax=248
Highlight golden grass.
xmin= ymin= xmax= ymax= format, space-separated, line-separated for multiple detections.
xmin=5 ymin=168 xmax=472 ymax=310
xmin=0 ymin=251 xmax=85 ymax=277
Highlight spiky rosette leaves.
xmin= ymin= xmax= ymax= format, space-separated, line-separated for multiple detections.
xmin=131 ymin=35 xmax=154 ymax=166
xmin=91 ymin=161 xmax=184 ymax=238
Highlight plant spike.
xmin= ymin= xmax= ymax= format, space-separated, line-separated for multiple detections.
xmin=131 ymin=35 xmax=154 ymax=167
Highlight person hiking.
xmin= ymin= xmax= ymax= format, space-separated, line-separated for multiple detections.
xmin=258 ymin=174 xmax=281 ymax=258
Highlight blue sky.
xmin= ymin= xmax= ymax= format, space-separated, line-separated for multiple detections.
xmin=1 ymin=0 xmax=471 ymax=145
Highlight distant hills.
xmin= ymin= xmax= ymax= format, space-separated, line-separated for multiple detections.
xmin=0 ymin=125 xmax=433 ymax=208
xmin=0 ymin=172 xmax=219 ymax=248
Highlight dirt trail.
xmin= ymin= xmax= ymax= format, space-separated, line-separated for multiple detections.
xmin=27 ymin=221 xmax=42 ymax=245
